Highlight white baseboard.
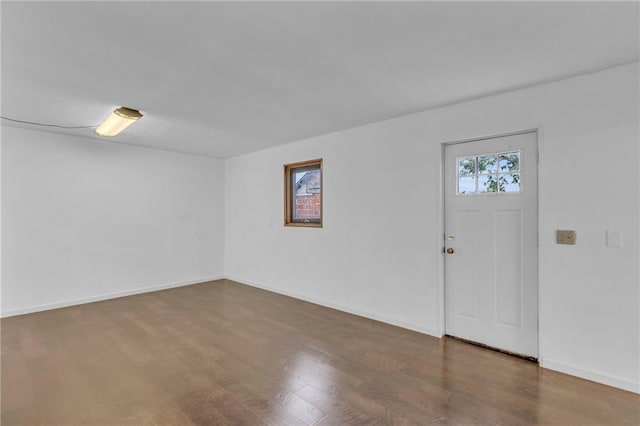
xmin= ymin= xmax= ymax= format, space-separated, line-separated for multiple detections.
xmin=540 ymin=359 xmax=640 ymax=394
xmin=226 ymin=275 xmax=442 ymax=339
xmin=1 ymin=275 xmax=225 ymax=318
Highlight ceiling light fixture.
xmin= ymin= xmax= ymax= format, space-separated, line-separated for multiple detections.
xmin=95 ymin=107 xmax=143 ymax=137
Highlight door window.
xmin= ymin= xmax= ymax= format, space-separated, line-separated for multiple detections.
xmin=457 ymin=151 xmax=520 ymax=195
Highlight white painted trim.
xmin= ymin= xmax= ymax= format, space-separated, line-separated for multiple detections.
xmin=541 ymin=359 xmax=640 ymax=394
xmin=0 ymin=275 xmax=225 ymax=318
xmin=226 ymin=276 xmax=442 ymax=338
xmin=536 ymin=125 xmax=546 ymax=363
xmin=435 ymin=144 xmax=446 ymax=338
xmin=441 ymin=128 xmax=540 ymax=147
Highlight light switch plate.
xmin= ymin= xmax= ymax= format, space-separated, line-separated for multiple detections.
xmin=556 ymin=230 xmax=576 ymax=245
xmin=606 ymin=230 xmax=623 ymax=247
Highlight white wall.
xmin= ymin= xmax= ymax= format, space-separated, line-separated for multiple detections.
xmin=1 ymin=126 xmax=225 ymax=316
xmin=225 ymin=62 xmax=640 ymax=393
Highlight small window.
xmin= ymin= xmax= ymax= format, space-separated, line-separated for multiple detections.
xmin=284 ymin=159 xmax=322 ymax=227
xmin=457 ymin=151 xmax=520 ymax=195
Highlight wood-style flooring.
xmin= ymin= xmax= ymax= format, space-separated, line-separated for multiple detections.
xmin=2 ymin=279 xmax=639 ymax=425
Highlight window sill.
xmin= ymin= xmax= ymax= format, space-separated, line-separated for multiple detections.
xmin=284 ymin=222 xmax=323 ymax=228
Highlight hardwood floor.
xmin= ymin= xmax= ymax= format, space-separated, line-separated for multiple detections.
xmin=2 ymin=279 xmax=638 ymax=425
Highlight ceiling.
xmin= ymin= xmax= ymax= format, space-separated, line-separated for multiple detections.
xmin=2 ymin=1 xmax=638 ymax=158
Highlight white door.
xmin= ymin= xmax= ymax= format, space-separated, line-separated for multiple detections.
xmin=444 ymin=131 xmax=538 ymax=358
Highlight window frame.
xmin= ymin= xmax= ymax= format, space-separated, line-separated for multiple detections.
xmin=284 ymin=158 xmax=323 ymax=228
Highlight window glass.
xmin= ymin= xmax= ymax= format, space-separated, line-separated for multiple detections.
xmin=292 ymin=169 xmax=321 ymax=221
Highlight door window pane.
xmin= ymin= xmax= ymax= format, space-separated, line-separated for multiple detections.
xmin=478 ymin=174 xmax=498 ymax=193
xmin=499 ymin=174 xmax=520 ymax=193
xmin=458 ymin=176 xmax=476 ymax=194
xmin=458 ymin=157 xmax=476 ymax=175
xmin=478 ymin=155 xmax=497 ymax=174
xmin=499 ymin=152 xmax=520 ymax=172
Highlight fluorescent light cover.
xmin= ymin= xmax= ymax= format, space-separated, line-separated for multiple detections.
xmin=95 ymin=107 xmax=143 ymax=137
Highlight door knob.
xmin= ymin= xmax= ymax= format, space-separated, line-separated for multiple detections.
xmin=446 ymin=248 xmax=455 ymax=254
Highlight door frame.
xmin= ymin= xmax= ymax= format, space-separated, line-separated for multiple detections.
xmin=436 ymin=127 xmax=544 ymax=361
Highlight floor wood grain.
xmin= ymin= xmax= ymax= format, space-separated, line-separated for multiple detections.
xmin=2 ymin=279 xmax=639 ymax=425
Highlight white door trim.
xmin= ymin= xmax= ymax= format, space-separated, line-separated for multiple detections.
xmin=436 ymin=127 xmax=543 ymax=361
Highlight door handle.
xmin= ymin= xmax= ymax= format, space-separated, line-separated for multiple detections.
xmin=446 ymin=247 xmax=455 ymax=254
